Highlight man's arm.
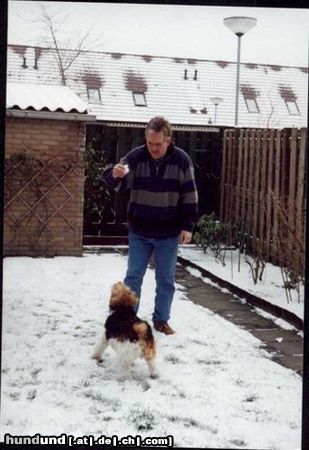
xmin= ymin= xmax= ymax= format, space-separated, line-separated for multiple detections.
xmin=179 ymin=157 xmax=198 ymax=243
xmin=102 ymin=163 xmax=130 ymax=192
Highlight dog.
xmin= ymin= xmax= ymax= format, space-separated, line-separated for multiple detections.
xmin=92 ymin=282 xmax=158 ymax=380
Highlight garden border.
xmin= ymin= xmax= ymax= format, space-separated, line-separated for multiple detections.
xmin=178 ymin=255 xmax=303 ymax=331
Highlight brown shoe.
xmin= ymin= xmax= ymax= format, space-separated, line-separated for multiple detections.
xmin=153 ymin=321 xmax=175 ymax=335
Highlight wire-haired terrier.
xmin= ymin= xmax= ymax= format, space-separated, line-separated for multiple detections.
xmin=92 ymin=282 xmax=158 ymax=380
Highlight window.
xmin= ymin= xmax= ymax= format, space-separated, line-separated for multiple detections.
xmin=133 ymin=92 xmax=147 ymax=107
xmin=87 ymin=87 xmax=101 ymax=104
xmin=183 ymin=69 xmax=198 ymax=80
xmin=285 ymin=100 xmax=300 ymax=115
xmin=243 ymin=96 xmax=259 ymax=113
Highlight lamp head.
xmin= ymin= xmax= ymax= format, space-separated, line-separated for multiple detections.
xmin=210 ymin=97 xmax=223 ymax=106
xmin=223 ymin=16 xmax=257 ymax=36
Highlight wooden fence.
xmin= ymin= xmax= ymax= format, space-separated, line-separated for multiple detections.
xmin=220 ymin=128 xmax=307 ymax=275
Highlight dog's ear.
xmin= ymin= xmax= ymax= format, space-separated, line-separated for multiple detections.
xmin=110 ymin=282 xmax=123 ymax=298
xmin=110 ymin=282 xmax=138 ymax=309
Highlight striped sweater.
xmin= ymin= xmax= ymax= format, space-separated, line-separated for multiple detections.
xmin=102 ymin=143 xmax=198 ymax=238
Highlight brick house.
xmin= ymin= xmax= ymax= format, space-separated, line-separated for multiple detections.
xmin=4 ymin=82 xmax=96 ymax=256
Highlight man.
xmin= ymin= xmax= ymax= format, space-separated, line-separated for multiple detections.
xmin=102 ymin=116 xmax=198 ymax=334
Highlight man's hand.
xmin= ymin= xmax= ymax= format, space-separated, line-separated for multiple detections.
xmin=179 ymin=230 xmax=192 ymax=245
xmin=112 ymin=164 xmax=128 ymax=179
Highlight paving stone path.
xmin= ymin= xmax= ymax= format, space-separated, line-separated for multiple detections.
xmin=175 ymin=262 xmax=303 ymax=376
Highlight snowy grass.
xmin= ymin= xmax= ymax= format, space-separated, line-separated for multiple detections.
xmin=1 ymin=254 xmax=302 ymax=449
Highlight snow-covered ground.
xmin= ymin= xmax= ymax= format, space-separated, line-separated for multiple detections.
xmin=179 ymin=246 xmax=304 ymax=321
xmin=1 ymin=253 xmax=302 ymax=449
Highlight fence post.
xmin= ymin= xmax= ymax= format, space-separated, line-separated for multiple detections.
xmin=259 ymin=129 xmax=268 ymax=256
xmin=295 ymin=128 xmax=307 ymax=269
xmin=266 ymin=129 xmax=274 ymax=259
xmin=253 ymin=129 xmax=261 ymax=247
xmin=241 ymin=129 xmax=250 ymax=237
xmin=220 ymin=129 xmax=228 ymax=222
xmin=235 ymin=129 xmax=244 ymax=220
xmin=288 ymin=129 xmax=298 ymax=264
xmin=247 ymin=129 xmax=256 ymax=250
xmin=272 ymin=129 xmax=281 ymax=262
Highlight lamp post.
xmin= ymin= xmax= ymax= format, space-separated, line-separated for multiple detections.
xmin=210 ymin=97 xmax=223 ymax=124
xmin=223 ymin=16 xmax=257 ymax=126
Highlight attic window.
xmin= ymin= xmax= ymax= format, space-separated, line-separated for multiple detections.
xmin=244 ymin=97 xmax=259 ymax=113
xmin=285 ymin=100 xmax=300 ymax=115
xmin=133 ymin=92 xmax=147 ymax=107
xmin=87 ymin=87 xmax=101 ymax=104
xmin=184 ymin=69 xmax=197 ymax=80
xmin=278 ymin=85 xmax=299 ymax=115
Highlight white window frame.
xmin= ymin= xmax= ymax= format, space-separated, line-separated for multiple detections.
xmin=285 ymin=100 xmax=300 ymax=115
xmin=87 ymin=87 xmax=101 ymax=104
xmin=243 ymin=96 xmax=260 ymax=113
xmin=132 ymin=92 xmax=147 ymax=107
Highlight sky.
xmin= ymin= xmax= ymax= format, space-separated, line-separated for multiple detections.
xmin=7 ymin=1 xmax=309 ymax=67
xmin=1 ymin=252 xmax=302 ymax=448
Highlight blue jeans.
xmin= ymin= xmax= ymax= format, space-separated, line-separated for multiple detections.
xmin=124 ymin=231 xmax=179 ymax=323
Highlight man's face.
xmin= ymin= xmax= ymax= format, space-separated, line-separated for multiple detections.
xmin=146 ymin=129 xmax=171 ymax=159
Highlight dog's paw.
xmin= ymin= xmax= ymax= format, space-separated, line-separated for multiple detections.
xmin=91 ymin=353 xmax=103 ymax=363
xmin=150 ymin=372 xmax=159 ymax=379
xmin=117 ymin=374 xmax=131 ymax=382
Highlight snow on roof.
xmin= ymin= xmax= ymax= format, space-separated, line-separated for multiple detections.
xmin=6 ymin=45 xmax=308 ymax=128
xmin=6 ymin=81 xmax=89 ymax=114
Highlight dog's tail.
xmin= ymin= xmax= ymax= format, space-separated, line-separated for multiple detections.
xmin=133 ymin=322 xmax=156 ymax=360
xmin=109 ymin=281 xmax=138 ymax=310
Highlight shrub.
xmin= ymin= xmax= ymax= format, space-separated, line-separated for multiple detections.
xmin=83 ymin=142 xmax=114 ymax=233
xmin=194 ymin=212 xmax=238 ymax=265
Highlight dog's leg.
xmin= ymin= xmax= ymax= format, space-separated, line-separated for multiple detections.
xmin=117 ymin=360 xmax=132 ymax=381
xmin=91 ymin=333 xmax=108 ymax=362
xmin=146 ymin=357 xmax=159 ymax=379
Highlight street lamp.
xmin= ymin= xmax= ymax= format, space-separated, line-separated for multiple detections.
xmin=223 ymin=16 xmax=257 ymax=126
xmin=210 ymin=97 xmax=223 ymax=124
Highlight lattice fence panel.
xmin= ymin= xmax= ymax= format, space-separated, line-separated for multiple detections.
xmin=4 ymin=154 xmax=84 ymax=256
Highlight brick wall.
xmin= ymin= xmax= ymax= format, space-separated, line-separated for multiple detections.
xmin=4 ymin=116 xmax=86 ymax=256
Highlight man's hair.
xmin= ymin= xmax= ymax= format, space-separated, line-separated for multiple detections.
xmin=145 ymin=116 xmax=172 ymax=139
